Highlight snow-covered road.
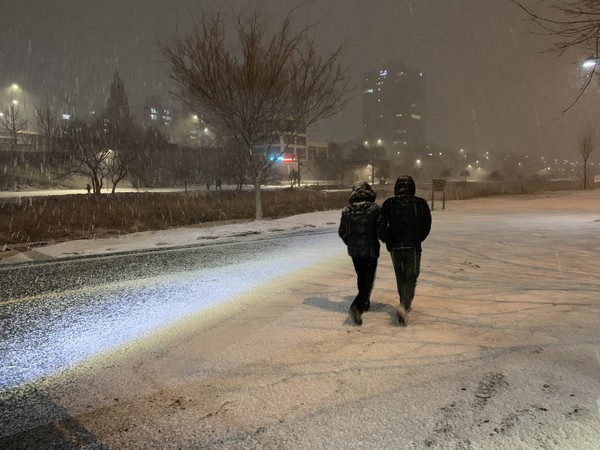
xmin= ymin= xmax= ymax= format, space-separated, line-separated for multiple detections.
xmin=1 ymin=191 xmax=600 ymax=449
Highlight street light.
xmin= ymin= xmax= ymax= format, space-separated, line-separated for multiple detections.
xmin=582 ymin=56 xmax=597 ymax=69
xmin=416 ymin=159 xmax=422 ymax=180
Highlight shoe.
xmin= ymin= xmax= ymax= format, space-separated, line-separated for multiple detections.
xmin=396 ymin=305 xmax=407 ymax=327
xmin=350 ymin=303 xmax=363 ymax=325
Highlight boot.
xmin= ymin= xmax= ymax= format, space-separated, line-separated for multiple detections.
xmin=396 ymin=305 xmax=407 ymax=327
xmin=350 ymin=303 xmax=363 ymax=325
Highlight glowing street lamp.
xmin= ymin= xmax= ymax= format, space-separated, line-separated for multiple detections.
xmin=582 ymin=57 xmax=597 ymax=69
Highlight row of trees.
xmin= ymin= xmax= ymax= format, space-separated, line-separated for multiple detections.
xmin=30 ymin=72 xmax=151 ymax=195
xmin=0 ymin=73 xmax=150 ymax=195
xmin=4 ymin=9 xmax=350 ymax=220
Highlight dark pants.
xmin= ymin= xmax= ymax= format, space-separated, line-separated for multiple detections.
xmin=390 ymin=247 xmax=421 ymax=311
xmin=351 ymin=256 xmax=378 ymax=311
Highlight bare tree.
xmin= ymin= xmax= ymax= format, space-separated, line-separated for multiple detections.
xmin=160 ymin=9 xmax=349 ymax=219
xmin=49 ymin=72 xmax=144 ymax=194
xmin=221 ymin=142 xmax=248 ymax=192
xmin=579 ymin=133 xmax=595 ymax=189
xmin=106 ymin=126 xmax=146 ymax=193
xmin=35 ymin=99 xmax=61 ymax=153
xmin=0 ymin=100 xmax=28 ymax=146
xmin=61 ymin=120 xmax=111 ymax=195
xmin=511 ymin=0 xmax=600 ymax=110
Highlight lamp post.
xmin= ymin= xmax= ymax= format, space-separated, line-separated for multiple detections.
xmin=416 ymin=159 xmax=422 ymax=180
xmin=363 ymin=140 xmax=375 ymax=184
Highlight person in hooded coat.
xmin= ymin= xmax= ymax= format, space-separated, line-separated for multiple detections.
xmin=338 ymin=181 xmax=381 ymax=325
xmin=378 ymin=175 xmax=431 ymax=326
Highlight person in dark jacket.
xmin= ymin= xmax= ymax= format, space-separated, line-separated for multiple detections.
xmin=378 ymin=175 xmax=431 ymax=326
xmin=339 ymin=181 xmax=381 ymax=325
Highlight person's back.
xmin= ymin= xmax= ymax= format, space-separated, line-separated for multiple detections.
xmin=339 ymin=181 xmax=380 ymax=325
xmin=379 ymin=177 xmax=431 ymax=251
xmin=378 ymin=175 xmax=431 ymax=326
xmin=339 ymin=183 xmax=380 ymax=259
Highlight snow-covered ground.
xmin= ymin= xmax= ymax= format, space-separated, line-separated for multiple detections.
xmin=2 ymin=190 xmax=600 ymax=449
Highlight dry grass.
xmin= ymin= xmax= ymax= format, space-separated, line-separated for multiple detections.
xmin=1 ymin=179 xmax=590 ymax=247
xmin=0 ymin=189 xmax=350 ymax=246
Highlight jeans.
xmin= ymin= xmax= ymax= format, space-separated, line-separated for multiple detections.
xmin=390 ymin=247 xmax=421 ymax=311
xmin=351 ymin=256 xmax=378 ymax=311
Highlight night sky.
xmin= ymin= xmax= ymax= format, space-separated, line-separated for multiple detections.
xmin=1 ymin=0 xmax=600 ymax=161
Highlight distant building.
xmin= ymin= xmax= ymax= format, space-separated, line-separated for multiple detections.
xmin=266 ymin=128 xmax=307 ymax=163
xmin=138 ymin=95 xmax=173 ymax=132
xmin=255 ymin=122 xmax=330 ymax=182
xmin=362 ymin=61 xmax=426 ymax=158
xmin=307 ymin=140 xmax=329 ymax=161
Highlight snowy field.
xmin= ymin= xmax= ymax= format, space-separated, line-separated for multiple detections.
xmin=1 ymin=190 xmax=600 ymax=449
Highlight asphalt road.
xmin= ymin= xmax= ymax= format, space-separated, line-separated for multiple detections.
xmin=0 ymin=229 xmax=340 ymax=391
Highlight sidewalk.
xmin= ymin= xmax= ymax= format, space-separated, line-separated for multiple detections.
xmin=0 ymin=210 xmax=342 ymax=265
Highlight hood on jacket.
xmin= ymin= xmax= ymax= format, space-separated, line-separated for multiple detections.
xmin=349 ymin=181 xmax=377 ymax=204
xmin=394 ymin=175 xmax=416 ymax=196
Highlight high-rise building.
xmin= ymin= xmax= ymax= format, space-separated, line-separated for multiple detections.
xmin=139 ymin=95 xmax=173 ymax=132
xmin=362 ymin=61 xmax=426 ymax=158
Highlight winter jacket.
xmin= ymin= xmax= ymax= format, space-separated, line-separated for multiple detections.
xmin=378 ymin=175 xmax=431 ymax=252
xmin=338 ymin=182 xmax=381 ymax=259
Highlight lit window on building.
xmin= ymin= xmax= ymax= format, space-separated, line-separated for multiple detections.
xmin=411 ymin=114 xmax=422 ymax=120
xmin=365 ymin=88 xmax=374 ymax=94
xmin=150 ymin=108 xmax=158 ymax=114
xmin=150 ymin=114 xmax=158 ymax=120
xmin=62 ymin=114 xmax=71 ymax=120
xmin=379 ymin=69 xmax=388 ymax=77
